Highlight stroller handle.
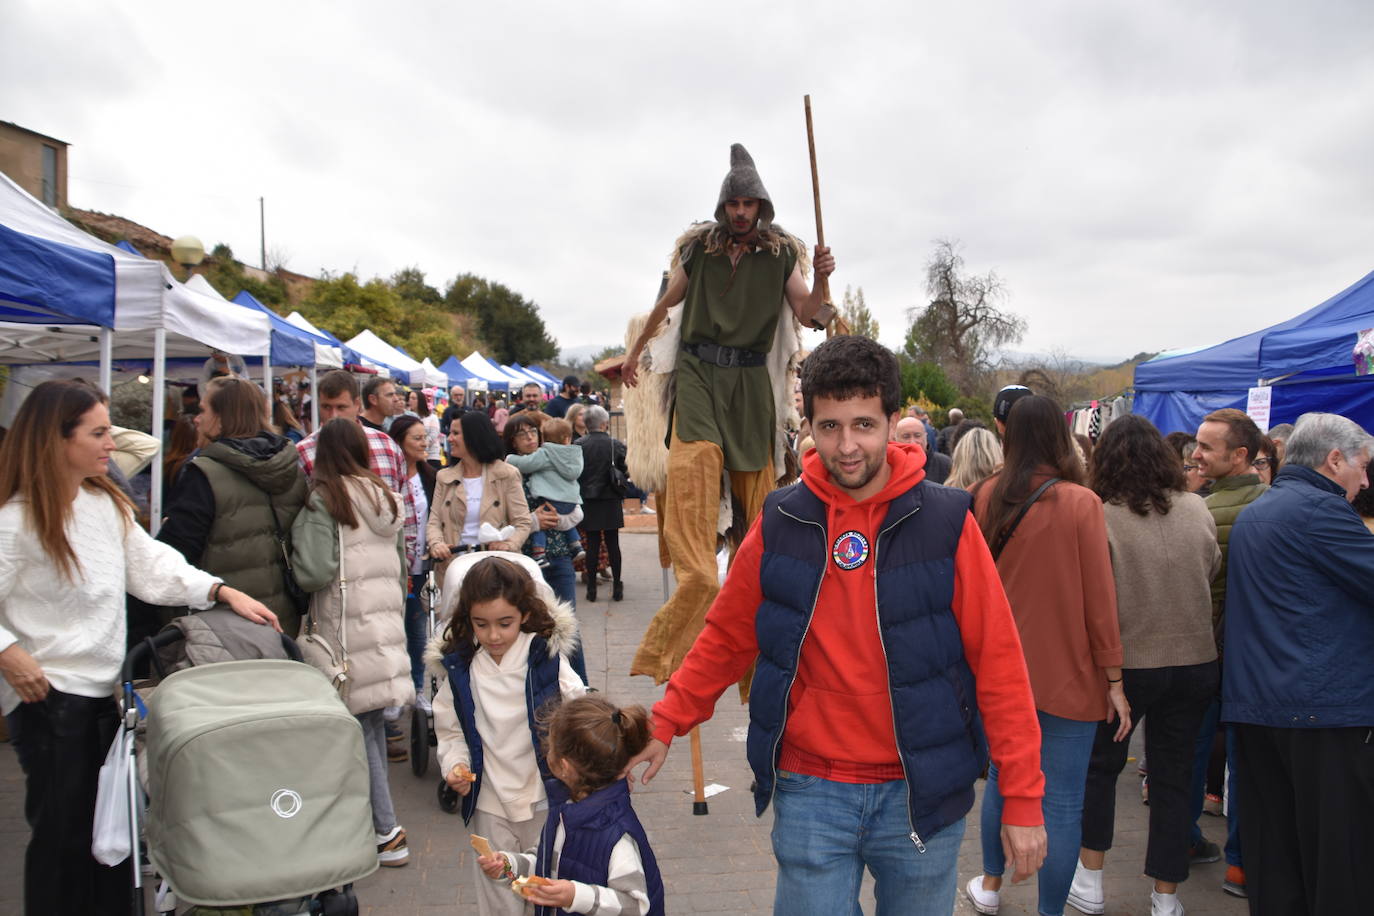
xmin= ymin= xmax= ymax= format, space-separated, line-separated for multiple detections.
xmin=119 ymin=627 xmax=303 ymax=684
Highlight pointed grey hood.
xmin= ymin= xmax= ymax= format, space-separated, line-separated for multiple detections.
xmin=714 ymin=143 xmax=775 ymax=231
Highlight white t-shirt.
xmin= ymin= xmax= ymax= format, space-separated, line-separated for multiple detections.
xmin=409 ymin=472 xmax=429 ymax=574
xmin=461 ymin=475 xmax=484 ymax=546
xmin=422 ymin=414 xmax=443 ymax=462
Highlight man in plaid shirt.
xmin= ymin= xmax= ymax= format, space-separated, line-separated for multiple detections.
xmin=297 ymin=369 xmax=417 ymax=563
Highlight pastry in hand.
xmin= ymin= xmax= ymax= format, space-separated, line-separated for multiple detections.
xmin=510 ymin=874 xmax=553 ymax=898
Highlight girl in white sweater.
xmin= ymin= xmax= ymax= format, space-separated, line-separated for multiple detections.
xmin=428 ymin=553 xmax=584 ymax=915
xmin=0 ymin=380 xmax=277 ymax=916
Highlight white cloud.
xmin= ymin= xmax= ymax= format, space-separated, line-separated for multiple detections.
xmin=3 ymin=0 xmax=1371 ymax=367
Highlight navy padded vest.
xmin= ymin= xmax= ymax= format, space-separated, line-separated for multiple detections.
xmin=442 ymin=636 xmax=563 ymax=825
xmin=534 ymin=779 xmax=664 ymax=916
xmin=748 ymin=478 xmax=990 ymax=844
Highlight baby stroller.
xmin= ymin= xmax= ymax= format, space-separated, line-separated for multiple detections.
xmin=118 ymin=610 xmax=378 ymax=915
xmin=408 ymin=557 xmax=442 ymax=779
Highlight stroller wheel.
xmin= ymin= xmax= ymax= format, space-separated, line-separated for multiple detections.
xmin=410 ymin=705 xmax=429 ymax=778
xmin=438 ymin=778 xmax=460 ymax=814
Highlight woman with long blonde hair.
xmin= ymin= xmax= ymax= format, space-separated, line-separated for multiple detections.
xmin=947 ymin=426 xmax=1005 ymax=490
xmin=0 ymin=380 xmax=276 ymax=916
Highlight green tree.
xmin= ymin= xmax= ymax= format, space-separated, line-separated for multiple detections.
xmin=899 ymin=357 xmax=959 ymax=407
xmin=200 ymin=243 xmax=288 ymax=306
xmin=298 ymin=272 xmax=402 ymax=344
xmin=294 ymin=270 xmax=479 ymax=366
xmin=903 ymin=239 xmax=1025 ymax=397
xmin=840 ymin=285 xmax=880 ymax=340
xmin=444 ymin=273 xmax=557 ymax=365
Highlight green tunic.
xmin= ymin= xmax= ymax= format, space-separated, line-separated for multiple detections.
xmin=674 ymin=238 xmax=796 ymax=472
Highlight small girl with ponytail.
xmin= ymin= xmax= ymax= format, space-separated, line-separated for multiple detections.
xmin=478 ymin=695 xmax=665 ymax=915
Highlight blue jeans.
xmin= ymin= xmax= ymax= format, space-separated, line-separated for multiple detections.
xmin=404 ymin=573 xmax=427 ymax=690
xmin=539 ymin=556 xmax=586 ymax=684
xmin=1189 ymin=698 xmax=1243 ymax=866
xmin=982 ymin=710 xmax=1097 ymax=916
xmin=770 ymin=770 xmax=965 ymax=916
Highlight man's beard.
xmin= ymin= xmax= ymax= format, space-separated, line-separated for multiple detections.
xmin=725 ymin=220 xmax=757 ymax=243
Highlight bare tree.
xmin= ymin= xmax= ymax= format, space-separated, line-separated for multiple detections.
xmin=1018 ymin=347 xmax=1096 ymax=406
xmin=903 ymin=240 xmax=1025 ymax=396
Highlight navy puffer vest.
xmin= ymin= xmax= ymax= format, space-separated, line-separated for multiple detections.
xmin=748 ymin=479 xmax=989 ymax=845
xmin=442 ymin=637 xmax=563 ymax=825
xmin=534 ymin=779 xmax=664 ymax=916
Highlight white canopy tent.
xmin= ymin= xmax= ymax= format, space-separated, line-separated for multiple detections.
xmin=0 ymin=173 xmax=273 ymax=532
xmin=0 ymin=172 xmax=270 ymax=383
xmin=346 ymin=329 xmax=447 ymax=387
xmin=418 ymin=357 xmax=448 ymax=389
xmin=502 ymin=363 xmax=551 ymax=390
xmin=460 ymin=351 xmax=514 ymax=392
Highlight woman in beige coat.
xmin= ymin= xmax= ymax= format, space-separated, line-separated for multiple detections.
xmin=427 ymin=411 xmax=532 ymax=581
xmin=291 ymin=419 xmax=414 ymax=868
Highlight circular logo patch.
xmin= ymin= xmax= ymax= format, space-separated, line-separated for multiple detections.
xmin=270 ymin=788 xmax=303 ymax=819
xmin=831 ymin=531 xmax=871 ymax=570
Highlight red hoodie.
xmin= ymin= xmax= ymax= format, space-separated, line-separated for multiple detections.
xmin=652 ymin=443 xmax=1045 ymax=826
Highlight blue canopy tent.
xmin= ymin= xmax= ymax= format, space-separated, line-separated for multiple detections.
xmin=526 ymin=364 xmax=563 ymax=387
xmin=512 ymin=363 xmax=556 ymax=391
xmin=439 ymin=355 xmax=479 ymax=386
xmin=0 ymin=221 xmax=116 ymax=327
xmin=1133 ymin=270 xmax=1374 ymax=433
xmin=230 ymin=291 xmax=335 ymax=368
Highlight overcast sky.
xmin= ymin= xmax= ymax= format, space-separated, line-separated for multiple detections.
xmin=4 ymin=0 xmax=1372 ymax=365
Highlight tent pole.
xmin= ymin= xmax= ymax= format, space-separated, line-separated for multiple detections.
xmin=149 ymin=329 xmax=166 ymax=536
xmin=98 ymin=328 xmax=113 ymax=395
xmin=263 ymin=355 xmax=271 ymax=394
xmin=309 ymin=366 xmax=319 ymax=432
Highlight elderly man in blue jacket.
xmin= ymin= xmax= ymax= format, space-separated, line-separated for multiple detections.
xmin=1222 ymin=411 xmax=1374 ymax=916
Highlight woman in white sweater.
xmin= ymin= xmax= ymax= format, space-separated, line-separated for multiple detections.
xmin=0 ymin=380 xmax=277 ymax=916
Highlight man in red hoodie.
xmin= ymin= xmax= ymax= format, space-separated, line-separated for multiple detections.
xmin=626 ymin=335 xmax=1045 ymax=915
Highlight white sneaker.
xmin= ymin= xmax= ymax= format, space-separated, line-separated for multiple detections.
xmin=376 ymin=825 xmax=409 ymax=867
xmin=1151 ymin=889 xmax=1185 ymax=916
xmin=639 ymin=505 xmax=656 ymax=515
xmin=415 ymin=692 xmax=432 ymax=715
xmin=1067 ymin=860 xmax=1105 ymax=915
xmin=382 ymin=705 xmax=403 ymax=722
xmin=964 ymin=875 xmax=1000 ymax=915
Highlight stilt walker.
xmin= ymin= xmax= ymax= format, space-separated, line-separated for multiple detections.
xmin=624 ymin=139 xmax=838 ymax=811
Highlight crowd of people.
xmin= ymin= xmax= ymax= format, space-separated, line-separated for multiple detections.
xmin=0 ymin=331 xmax=1371 ymax=914
xmin=626 ymin=336 xmax=1372 ymax=916
xmin=0 ymin=365 xmax=648 ymax=913
xmin=7 ymin=127 xmax=1371 ymax=916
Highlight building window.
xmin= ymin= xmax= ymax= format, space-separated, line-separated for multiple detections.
xmin=42 ymin=144 xmax=57 ymax=207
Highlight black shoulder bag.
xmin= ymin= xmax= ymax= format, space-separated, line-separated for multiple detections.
xmin=267 ymin=493 xmax=311 ymax=615
xmin=988 ymin=478 xmax=1061 ymax=561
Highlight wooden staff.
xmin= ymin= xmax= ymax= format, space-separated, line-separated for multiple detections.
xmin=804 ymin=95 xmax=846 ymax=337
xmin=690 ymin=726 xmax=709 ymax=814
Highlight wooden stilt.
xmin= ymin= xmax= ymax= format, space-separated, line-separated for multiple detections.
xmin=690 ymin=726 xmax=709 ymax=815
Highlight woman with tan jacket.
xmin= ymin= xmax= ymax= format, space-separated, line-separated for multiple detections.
xmin=427 ymin=411 xmax=532 ymax=581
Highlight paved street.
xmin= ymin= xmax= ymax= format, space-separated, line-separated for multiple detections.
xmin=0 ymin=528 xmax=1249 ymax=914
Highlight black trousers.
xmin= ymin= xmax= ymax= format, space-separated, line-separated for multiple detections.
xmin=584 ymin=528 xmax=622 ymax=583
xmin=1080 ymin=661 xmax=1218 ymax=883
xmin=1233 ymin=723 xmax=1374 ymax=916
xmin=6 ymin=690 xmax=132 ymax=916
